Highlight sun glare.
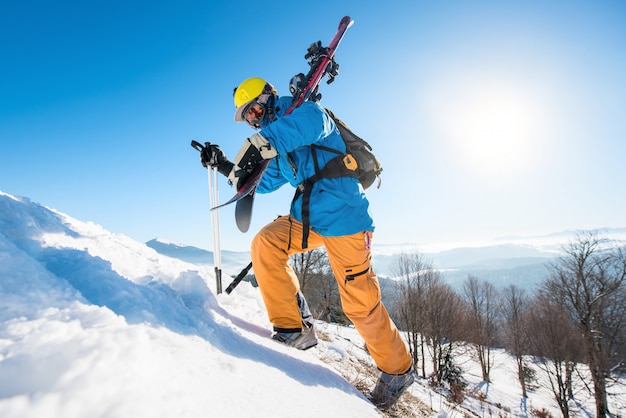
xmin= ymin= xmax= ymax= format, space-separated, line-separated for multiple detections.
xmin=432 ymin=80 xmax=544 ymax=179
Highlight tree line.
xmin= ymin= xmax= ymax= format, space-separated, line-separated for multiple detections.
xmin=289 ymin=232 xmax=626 ymax=417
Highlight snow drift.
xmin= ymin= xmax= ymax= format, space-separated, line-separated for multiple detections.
xmin=0 ymin=191 xmax=379 ymax=418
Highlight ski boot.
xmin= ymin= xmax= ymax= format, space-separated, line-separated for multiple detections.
xmin=370 ymin=369 xmax=414 ymax=410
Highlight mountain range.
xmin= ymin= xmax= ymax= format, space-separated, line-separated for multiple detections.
xmin=147 ymin=228 xmax=626 ymax=292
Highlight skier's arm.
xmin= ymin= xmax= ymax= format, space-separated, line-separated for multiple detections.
xmin=260 ymin=102 xmax=333 ymax=153
xmin=228 ymin=133 xmax=277 ymax=188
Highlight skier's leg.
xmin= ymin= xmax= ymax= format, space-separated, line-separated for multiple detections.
xmin=251 ymin=216 xmax=322 ymax=331
xmin=323 ymin=232 xmax=412 ymax=375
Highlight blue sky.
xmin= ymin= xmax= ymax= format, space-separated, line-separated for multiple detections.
xmin=2 ymin=0 xmax=625 ymax=252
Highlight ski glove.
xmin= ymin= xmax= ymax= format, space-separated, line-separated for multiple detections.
xmin=200 ymin=143 xmax=234 ymax=177
xmin=229 ymin=133 xmax=277 ymax=187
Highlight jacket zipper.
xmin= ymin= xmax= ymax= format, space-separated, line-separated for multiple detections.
xmin=287 ymin=152 xmax=298 ymax=180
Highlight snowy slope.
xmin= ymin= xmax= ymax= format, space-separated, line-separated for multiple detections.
xmin=2 ymin=190 xmax=624 ymax=418
xmin=0 ymin=191 xmax=379 ymax=418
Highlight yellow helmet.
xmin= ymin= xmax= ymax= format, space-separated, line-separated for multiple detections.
xmin=233 ymin=77 xmax=278 ymax=123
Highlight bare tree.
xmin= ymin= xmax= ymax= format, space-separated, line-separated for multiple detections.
xmin=392 ymin=251 xmax=431 ymax=377
xmin=526 ymin=291 xmax=584 ymax=418
xmin=421 ymin=275 xmax=467 ymax=384
xmin=462 ymin=275 xmax=500 ymax=382
xmin=544 ymin=232 xmax=626 ymax=417
xmin=291 ymin=249 xmax=349 ymax=324
xmin=389 ymin=252 xmax=467 ymax=382
xmin=291 ymin=249 xmax=328 ymax=292
xmin=501 ymin=284 xmax=531 ymax=398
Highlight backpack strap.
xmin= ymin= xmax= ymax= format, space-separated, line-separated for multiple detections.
xmin=293 ymin=146 xmax=358 ymax=249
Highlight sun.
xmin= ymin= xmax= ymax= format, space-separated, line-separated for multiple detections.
xmin=431 ymin=79 xmax=544 ymax=179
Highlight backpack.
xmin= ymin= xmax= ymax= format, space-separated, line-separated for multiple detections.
xmin=294 ymin=108 xmax=382 ymax=248
xmin=320 ymin=108 xmax=383 ymax=189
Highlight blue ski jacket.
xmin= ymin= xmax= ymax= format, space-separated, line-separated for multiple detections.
xmin=256 ymin=96 xmax=374 ymax=237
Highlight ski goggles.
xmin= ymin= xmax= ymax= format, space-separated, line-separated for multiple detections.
xmin=243 ymin=101 xmax=266 ymax=128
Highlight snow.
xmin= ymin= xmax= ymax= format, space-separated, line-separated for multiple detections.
xmin=1 ymin=190 xmax=624 ymax=417
xmin=0 ymin=192 xmax=376 ymax=418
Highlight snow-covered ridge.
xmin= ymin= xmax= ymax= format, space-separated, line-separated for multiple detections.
xmin=0 ymin=191 xmax=378 ymax=418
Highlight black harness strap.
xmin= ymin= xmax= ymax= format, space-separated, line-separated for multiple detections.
xmin=293 ymin=145 xmax=358 ymax=249
xmin=295 ymin=176 xmax=318 ymax=249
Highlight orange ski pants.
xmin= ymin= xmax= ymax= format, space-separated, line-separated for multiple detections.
xmin=250 ymin=215 xmax=412 ymax=375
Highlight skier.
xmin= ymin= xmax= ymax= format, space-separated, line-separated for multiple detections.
xmin=200 ymin=77 xmax=413 ymax=409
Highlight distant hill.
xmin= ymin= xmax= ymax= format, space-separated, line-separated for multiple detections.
xmin=429 ymin=244 xmax=554 ymax=269
xmin=372 ymin=243 xmax=555 ymax=274
xmin=437 ymin=261 xmax=552 ymax=292
xmin=148 ymin=229 xmax=625 ymax=293
xmin=145 ymin=238 xmax=250 ymax=273
xmin=373 ymin=228 xmax=626 ymax=291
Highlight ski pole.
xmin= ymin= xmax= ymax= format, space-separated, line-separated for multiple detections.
xmin=225 ymin=261 xmax=253 ymax=294
xmin=191 ymin=140 xmax=223 ymax=294
xmin=208 ymin=165 xmax=223 ymax=294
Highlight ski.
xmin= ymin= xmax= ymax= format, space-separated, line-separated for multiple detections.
xmin=234 ymin=192 xmax=255 ymax=232
xmin=216 ymin=15 xmax=354 ymax=232
xmin=210 ymin=159 xmax=270 ymax=212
